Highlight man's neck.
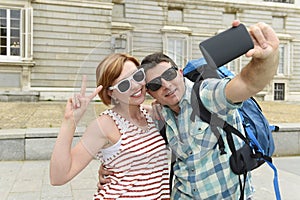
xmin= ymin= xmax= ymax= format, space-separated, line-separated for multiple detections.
xmin=169 ymin=104 xmax=180 ymax=115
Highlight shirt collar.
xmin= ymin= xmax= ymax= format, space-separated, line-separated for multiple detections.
xmin=179 ymin=77 xmax=194 ymax=105
xmin=161 ymin=77 xmax=193 ymax=115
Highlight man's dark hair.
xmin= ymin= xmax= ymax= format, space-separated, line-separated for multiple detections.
xmin=141 ymin=52 xmax=177 ymax=72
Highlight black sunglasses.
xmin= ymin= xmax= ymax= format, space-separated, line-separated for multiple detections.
xmin=109 ymin=68 xmax=145 ymax=93
xmin=146 ymin=66 xmax=178 ymax=91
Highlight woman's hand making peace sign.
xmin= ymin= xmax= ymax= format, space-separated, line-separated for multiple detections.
xmin=64 ymin=75 xmax=103 ymax=125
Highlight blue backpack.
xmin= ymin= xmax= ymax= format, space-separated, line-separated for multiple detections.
xmin=183 ymin=58 xmax=281 ymax=200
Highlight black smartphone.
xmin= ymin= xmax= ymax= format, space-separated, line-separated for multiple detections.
xmin=199 ymin=23 xmax=254 ymax=68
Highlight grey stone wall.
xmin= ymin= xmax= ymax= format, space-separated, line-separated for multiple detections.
xmin=273 ymin=123 xmax=300 ymax=156
xmin=0 ymin=124 xmax=299 ymax=160
xmin=0 ymin=127 xmax=84 ymax=160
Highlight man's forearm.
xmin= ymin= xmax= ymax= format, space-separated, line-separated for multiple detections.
xmin=240 ymin=48 xmax=279 ymax=95
xmin=225 ymin=49 xmax=279 ymax=103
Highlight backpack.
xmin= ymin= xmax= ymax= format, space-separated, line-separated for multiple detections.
xmin=183 ymin=57 xmax=281 ymax=200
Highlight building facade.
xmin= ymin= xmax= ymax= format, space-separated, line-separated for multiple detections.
xmin=0 ymin=0 xmax=299 ymax=101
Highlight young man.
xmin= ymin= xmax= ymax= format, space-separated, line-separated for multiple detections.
xmin=99 ymin=20 xmax=279 ymax=199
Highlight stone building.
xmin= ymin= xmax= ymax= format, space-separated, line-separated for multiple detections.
xmin=0 ymin=0 xmax=299 ymax=101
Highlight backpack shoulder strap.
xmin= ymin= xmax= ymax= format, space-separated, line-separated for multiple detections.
xmin=190 ymin=81 xmax=227 ymax=155
xmin=190 ymin=81 xmax=254 ymax=154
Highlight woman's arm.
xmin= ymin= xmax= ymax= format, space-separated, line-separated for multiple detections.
xmin=50 ymin=76 xmax=103 ymax=185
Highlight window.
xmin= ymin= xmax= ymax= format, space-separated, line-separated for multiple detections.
xmin=168 ymin=8 xmax=183 ymax=23
xmin=276 ymin=43 xmax=290 ymax=76
xmin=274 ymin=83 xmax=285 ymax=100
xmin=222 ymin=13 xmax=236 ymax=27
xmin=112 ymin=3 xmax=125 ymax=18
xmin=0 ymin=8 xmax=32 ymax=61
xmin=220 ymin=12 xmax=238 ymax=74
xmin=0 ymin=9 xmax=20 ymax=57
xmin=277 ymin=45 xmax=285 ymax=75
xmin=272 ymin=16 xmax=285 ymax=32
xmin=161 ymin=26 xmax=191 ymax=68
xmin=166 ymin=37 xmax=187 ymax=68
xmin=264 ymin=0 xmax=294 ymax=3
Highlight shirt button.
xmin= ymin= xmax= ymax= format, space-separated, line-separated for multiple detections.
xmin=198 ymin=127 xmax=202 ymax=131
xmin=189 ymin=151 xmax=193 ymax=155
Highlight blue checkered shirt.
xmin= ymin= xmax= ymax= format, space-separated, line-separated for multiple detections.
xmin=161 ymin=78 xmax=254 ymax=199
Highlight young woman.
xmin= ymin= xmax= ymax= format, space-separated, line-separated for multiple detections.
xmin=50 ymin=53 xmax=170 ymax=199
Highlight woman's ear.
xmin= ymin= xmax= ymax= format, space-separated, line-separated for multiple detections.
xmin=107 ymin=89 xmax=113 ymax=98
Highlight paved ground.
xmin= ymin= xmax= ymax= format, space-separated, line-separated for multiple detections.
xmin=0 ymin=159 xmax=100 ymax=200
xmin=0 ymin=156 xmax=299 ymax=200
xmin=0 ymin=101 xmax=299 ymax=199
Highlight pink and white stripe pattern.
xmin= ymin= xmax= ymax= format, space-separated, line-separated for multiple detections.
xmin=94 ymin=107 xmax=170 ymax=200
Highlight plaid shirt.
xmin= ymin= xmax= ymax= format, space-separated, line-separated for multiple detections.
xmin=161 ymin=78 xmax=254 ymax=200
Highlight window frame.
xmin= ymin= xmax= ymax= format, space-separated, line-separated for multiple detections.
xmin=167 ymin=8 xmax=183 ymax=24
xmin=275 ymin=41 xmax=291 ymax=77
xmin=264 ymin=0 xmax=294 ymax=3
xmin=274 ymin=82 xmax=285 ymax=101
xmin=0 ymin=7 xmax=33 ymax=62
xmin=163 ymin=33 xmax=190 ymax=68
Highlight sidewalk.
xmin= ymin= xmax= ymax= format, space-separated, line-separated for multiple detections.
xmin=0 ymin=159 xmax=100 ymax=200
xmin=0 ymin=156 xmax=299 ymax=200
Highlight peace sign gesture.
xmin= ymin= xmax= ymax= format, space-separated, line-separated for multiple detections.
xmin=64 ymin=75 xmax=103 ymax=125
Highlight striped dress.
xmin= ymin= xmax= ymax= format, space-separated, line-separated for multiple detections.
xmin=93 ymin=107 xmax=170 ymax=200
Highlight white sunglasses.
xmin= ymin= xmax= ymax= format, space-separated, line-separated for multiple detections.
xmin=108 ymin=68 xmax=145 ymax=93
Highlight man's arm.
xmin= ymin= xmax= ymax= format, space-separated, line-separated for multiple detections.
xmin=225 ymin=22 xmax=279 ymax=103
xmin=97 ymin=164 xmax=113 ymax=190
